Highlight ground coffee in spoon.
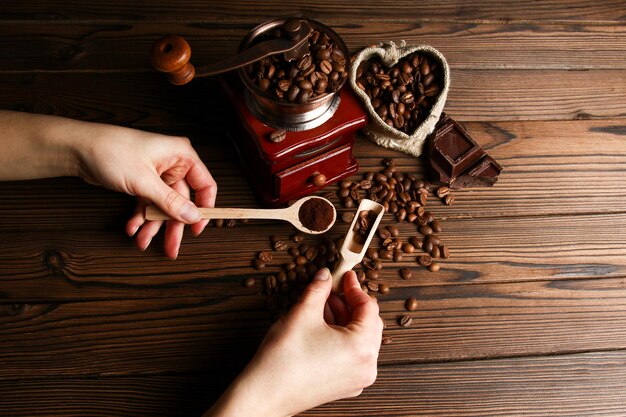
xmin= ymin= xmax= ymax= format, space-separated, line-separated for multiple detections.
xmin=298 ymin=198 xmax=334 ymax=232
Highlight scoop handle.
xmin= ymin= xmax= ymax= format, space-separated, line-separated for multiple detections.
xmin=145 ymin=206 xmax=289 ymax=221
xmin=331 ymin=258 xmax=356 ymax=293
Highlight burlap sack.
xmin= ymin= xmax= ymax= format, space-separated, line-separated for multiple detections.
xmin=349 ymin=41 xmax=450 ymax=158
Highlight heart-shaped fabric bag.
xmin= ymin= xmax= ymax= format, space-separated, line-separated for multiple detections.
xmin=349 ymin=41 xmax=450 ymax=157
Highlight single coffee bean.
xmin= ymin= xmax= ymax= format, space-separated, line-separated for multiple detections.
xmin=366 ymin=248 xmax=379 ymax=260
xmin=431 ymin=246 xmax=441 ymax=258
xmin=405 ymin=297 xmax=418 ymax=311
xmin=428 ymin=262 xmax=440 ymax=272
xmin=419 ymin=225 xmax=433 ymax=236
xmin=418 ymin=255 xmax=433 ymax=267
xmin=399 ymin=268 xmax=413 ymax=280
xmin=258 ymin=251 xmax=273 ymax=264
xmin=366 ymin=270 xmax=379 ymax=280
xmin=440 ymin=245 xmax=450 ymax=259
xmin=393 ymin=251 xmax=403 ymax=262
xmin=402 ymin=243 xmax=416 ymax=253
xmin=253 ymin=259 xmax=266 ymax=270
xmin=399 ymin=315 xmax=413 ymax=327
xmin=436 ymin=186 xmax=451 ymax=198
xmin=379 ymin=249 xmax=393 ymax=260
xmin=444 ymin=194 xmax=456 ymax=205
xmin=357 ymin=270 xmax=367 ymax=283
xmin=409 ymin=236 xmax=422 ymax=248
xmin=366 ymin=280 xmax=379 ymax=292
xmin=268 ymin=129 xmax=287 ymax=143
xmin=295 ymin=255 xmax=308 ymax=266
xmin=342 ymin=211 xmax=355 ymax=223
xmin=265 ymin=275 xmax=277 ymax=290
xmin=243 ymin=277 xmax=256 ymax=288
xmin=382 ymin=336 xmax=393 ymax=345
xmin=388 ymin=225 xmax=400 ymax=237
xmin=422 ymin=241 xmax=434 ymax=254
xmin=431 ymin=220 xmax=442 ymax=233
xmin=378 ymin=283 xmax=390 ymax=295
xmin=378 ymin=228 xmax=391 ymax=239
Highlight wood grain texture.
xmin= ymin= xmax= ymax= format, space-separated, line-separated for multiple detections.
xmin=1 ymin=0 xmax=625 ymax=23
xmin=1 ymin=119 xmax=626 ymax=233
xmin=2 ymin=278 xmax=626 ymax=377
xmin=1 ymin=22 xmax=626 ymax=71
xmin=2 ymin=210 xmax=626 ymax=301
xmin=1 ymin=352 xmax=625 ymax=416
xmin=1 ymin=70 xmax=625 ymax=130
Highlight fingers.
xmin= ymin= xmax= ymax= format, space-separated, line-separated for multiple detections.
xmin=188 ymin=159 xmax=217 ymax=236
xmin=126 ymin=198 xmax=150 ymax=237
xmin=294 ymin=268 xmax=332 ymax=318
xmin=137 ymin=173 xmax=201 ymax=224
xmin=323 ymin=302 xmax=336 ymax=325
xmin=135 ymin=219 xmax=163 ymax=251
xmin=327 ymin=293 xmax=351 ymax=327
xmin=342 ymin=271 xmax=381 ymax=331
xmin=163 ymin=180 xmax=189 ymax=259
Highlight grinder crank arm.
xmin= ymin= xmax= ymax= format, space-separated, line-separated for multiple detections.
xmin=150 ymin=19 xmax=312 ymax=85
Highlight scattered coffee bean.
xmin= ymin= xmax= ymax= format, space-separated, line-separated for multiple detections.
xmin=399 ymin=268 xmax=413 ymax=280
xmin=258 ymin=251 xmax=273 ymax=264
xmin=399 ymin=315 xmax=413 ymax=327
xmin=440 ymin=245 xmax=450 ymax=259
xmin=243 ymin=277 xmax=256 ymax=288
xmin=405 ymin=297 xmax=418 ymax=311
xmin=444 ymin=194 xmax=456 ymax=205
xmin=366 ymin=280 xmax=379 ymax=292
xmin=342 ymin=211 xmax=355 ymax=223
xmin=378 ymin=283 xmax=390 ymax=295
xmin=252 ymin=259 xmax=266 ymax=270
xmin=382 ymin=336 xmax=393 ymax=345
xmin=418 ymin=255 xmax=433 ymax=267
xmin=428 ymin=262 xmax=440 ymax=272
xmin=268 ymin=129 xmax=287 ymax=143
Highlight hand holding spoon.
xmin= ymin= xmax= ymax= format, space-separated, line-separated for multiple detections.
xmin=145 ymin=196 xmax=336 ymax=235
xmin=331 ymin=199 xmax=385 ymax=292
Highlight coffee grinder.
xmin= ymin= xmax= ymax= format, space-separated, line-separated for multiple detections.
xmin=151 ymin=18 xmax=367 ymax=207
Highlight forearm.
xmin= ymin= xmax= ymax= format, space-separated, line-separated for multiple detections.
xmin=0 ymin=110 xmax=89 ymax=180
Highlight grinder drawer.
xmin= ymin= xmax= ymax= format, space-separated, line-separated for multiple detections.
xmin=274 ymin=143 xmax=355 ymax=200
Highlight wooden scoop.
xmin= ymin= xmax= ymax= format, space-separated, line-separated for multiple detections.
xmin=145 ymin=196 xmax=336 ymax=235
xmin=331 ymin=199 xmax=385 ymax=293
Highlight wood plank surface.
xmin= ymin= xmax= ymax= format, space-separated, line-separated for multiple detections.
xmin=1 ymin=352 xmax=625 ymax=416
xmin=2 ymin=277 xmax=626 ymax=377
xmin=2 ymin=210 xmax=626 ymax=301
xmin=1 ymin=71 xmax=624 ymax=126
xmin=2 ymin=1 xmax=626 ymax=416
xmin=1 ymin=22 xmax=625 ymax=71
xmin=1 ymin=119 xmax=626 ymax=233
xmin=1 ymin=0 xmax=625 ymax=23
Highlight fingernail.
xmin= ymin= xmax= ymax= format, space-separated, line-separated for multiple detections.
xmin=314 ymin=268 xmax=330 ymax=281
xmin=141 ymin=237 xmax=152 ymax=251
xmin=128 ymin=225 xmax=139 ymax=237
xmin=180 ymin=202 xmax=201 ymax=223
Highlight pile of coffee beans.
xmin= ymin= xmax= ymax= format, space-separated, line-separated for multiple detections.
xmin=352 ymin=209 xmax=377 ymax=245
xmin=246 ymin=29 xmax=347 ymax=104
xmin=242 ymin=159 xmax=454 ymax=336
xmin=355 ymin=53 xmax=442 ymax=134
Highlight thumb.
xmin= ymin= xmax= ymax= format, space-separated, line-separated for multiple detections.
xmin=295 ymin=268 xmax=332 ymax=317
xmin=139 ymin=174 xmax=201 ymax=223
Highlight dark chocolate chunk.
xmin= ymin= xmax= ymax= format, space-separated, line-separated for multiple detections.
xmin=427 ymin=114 xmax=502 ymax=189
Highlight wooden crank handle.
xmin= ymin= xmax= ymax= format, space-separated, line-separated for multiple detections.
xmin=150 ymin=35 xmax=195 ymax=85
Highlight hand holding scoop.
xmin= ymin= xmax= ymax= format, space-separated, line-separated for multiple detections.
xmin=331 ymin=199 xmax=385 ymax=292
xmin=145 ymin=196 xmax=336 ymax=235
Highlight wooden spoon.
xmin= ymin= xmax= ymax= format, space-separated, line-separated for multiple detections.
xmin=331 ymin=199 xmax=385 ymax=293
xmin=145 ymin=196 xmax=336 ymax=235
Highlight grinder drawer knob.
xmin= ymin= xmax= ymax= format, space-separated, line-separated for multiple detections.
xmin=312 ymin=173 xmax=327 ymax=187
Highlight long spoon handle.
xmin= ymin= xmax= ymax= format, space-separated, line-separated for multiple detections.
xmin=145 ymin=206 xmax=289 ymax=221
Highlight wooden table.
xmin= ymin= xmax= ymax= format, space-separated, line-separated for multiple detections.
xmin=2 ymin=1 xmax=626 ymax=415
